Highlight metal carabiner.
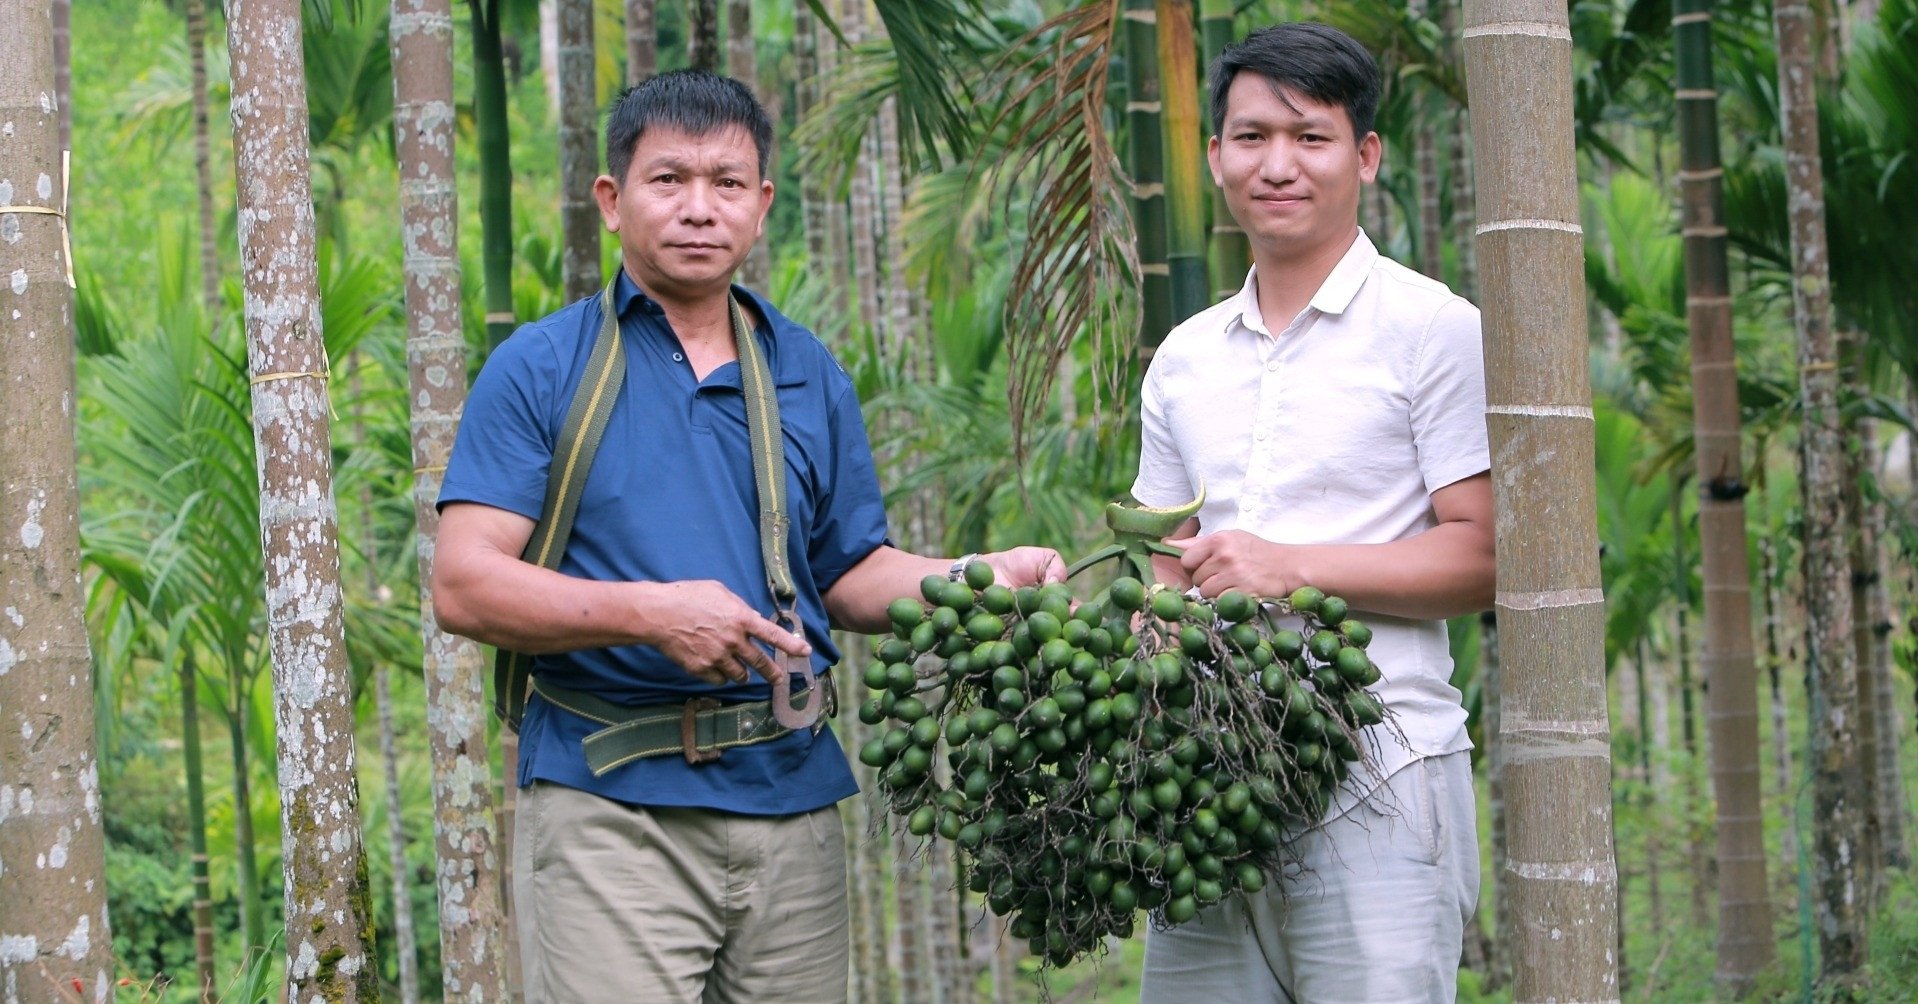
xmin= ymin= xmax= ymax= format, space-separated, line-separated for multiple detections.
xmin=770 ymin=608 xmax=823 ymax=730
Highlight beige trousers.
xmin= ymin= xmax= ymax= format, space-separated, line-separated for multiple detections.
xmin=514 ymin=781 xmax=849 ymax=1003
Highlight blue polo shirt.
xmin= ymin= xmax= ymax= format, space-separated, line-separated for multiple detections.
xmin=439 ymin=270 xmax=889 ymax=815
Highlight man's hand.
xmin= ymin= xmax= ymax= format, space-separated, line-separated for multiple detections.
xmin=634 ymin=580 xmax=812 ymax=687
xmin=1167 ymin=529 xmax=1297 ymax=600
xmin=980 ymin=546 xmax=1068 ymax=590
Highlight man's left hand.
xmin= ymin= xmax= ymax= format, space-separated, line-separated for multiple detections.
xmin=981 ymin=546 xmax=1067 ymax=589
xmin=1167 ymin=530 xmax=1296 ymax=599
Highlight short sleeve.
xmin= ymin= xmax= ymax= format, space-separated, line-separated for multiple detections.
xmin=438 ymin=328 xmax=564 ymax=520
xmin=1410 ymin=297 xmax=1491 ymax=494
xmin=1130 ymin=363 xmax=1192 ymax=507
xmin=806 ymin=380 xmax=891 ymax=592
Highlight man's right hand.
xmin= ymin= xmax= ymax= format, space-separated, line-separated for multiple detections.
xmin=633 ymin=580 xmax=812 ymax=687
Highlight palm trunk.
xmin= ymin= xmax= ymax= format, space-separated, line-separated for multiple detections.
xmin=1761 ymin=538 xmax=1800 ymax=893
xmin=188 ymin=0 xmax=221 ymax=316
xmin=0 ymin=3 xmax=114 ymax=992
xmin=227 ymin=696 xmax=266 ymax=955
xmin=351 ymin=360 xmax=422 ymax=1004
xmin=52 ymin=0 xmax=69 ymax=151
xmin=1775 ymin=0 xmax=1868 ymax=984
xmin=1842 ymin=405 xmax=1884 ymax=913
xmin=1156 ymin=0 xmax=1208 ymax=327
xmin=1673 ymin=0 xmax=1775 ymax=983
xmin=1666 ymin=494 xmax=1713 ymax=929
xmin=558 ymin=0 xmax=601 ymax=302
xmin=391 ymin=3 xmax=510 ymax=997
xmin=1461 ymin=3 xmax=1620 ymax=998
xmin=626 ymin=0 xmax=656 ymax=85
xmin=1635 ymin=637 xmax=1665 ymax=940
xmin=1368 ymin=176 xmax=1393 ymax=251
xmin=1867 ymin=490 xmax=1906 ymax=868
xmin=225 ymin=1 xmax=379 ymax=995
xmin=794 ymin=0 xmax=827 ymax=272
xmin=1198 ymin=0 xmax=1248 ymax=298
xmin=1449 ymin=108 xmax=1477 ymax=299
xmin=1415 ymin=123 xmax=1443 ymax=279
xmin=728 ymin=0 xmax=769 ymax=290
xmin=181 ymin=656 xmax=218 ymax=1002
xmin=687 ymin=0 xmax=719 ymax=72
xmin=470 ymin=0 xmax=517 ymax=347
xmin=1123 ymin=0 xmax=1171 ymax=351
xmin=1480 ymin=611 xmax=1509 ymax=991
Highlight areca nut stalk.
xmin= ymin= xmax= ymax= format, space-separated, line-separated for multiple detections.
xmin=558 ymin=0 xmax=601 ymax=302
xmin=1123 ymin=0 xmax=1172 ymax=350
xmin=1673 ymin=0 xmax=1774 ymax=988
xmin=469 ymin=0 xmax=516 ymax=347
xmin=0 ymin=2 xmax=115 ymax=998
xmin=391 ymin=0 xmax=508 ymax=999
xmin=1460 ymin=2 xmax=1620 ymax=1001
xmin=1156 ymin=0 xmax=1208 ymax=326
xmin=224 ymin=0 xmax=379 ymax=997
xmin=1774 ymin=0 xmax=1868 ymax=984
xmin=1198 ymin=0 xmax=1248 ymax=297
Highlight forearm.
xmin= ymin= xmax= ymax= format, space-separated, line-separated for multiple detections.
xmin=434 ymin=548 xmax=660 ymax=654
xmin=1273 ymin=523 xmax=1494 ymax=621
xmin=823 ymin=545 xmax=949 ymax=635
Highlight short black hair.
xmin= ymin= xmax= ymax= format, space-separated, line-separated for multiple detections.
xmin=1210 ymin=23 xmax=1382 ymax=142
xmin=604 ymin=70 xmax=775 ymax=185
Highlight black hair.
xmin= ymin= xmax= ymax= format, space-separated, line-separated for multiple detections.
xmin=1209 ymin=23 xmax=1382 ymax=142
xmin=604 ymin=69 xmax=775 ymax=185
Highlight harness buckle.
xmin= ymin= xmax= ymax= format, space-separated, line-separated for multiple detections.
xmin=681 ymin=697 xmax=724 ymax=765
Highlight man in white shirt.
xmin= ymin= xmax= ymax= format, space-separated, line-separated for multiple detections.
xmin=1133 ymin=23 xmax=1494 ymax=1004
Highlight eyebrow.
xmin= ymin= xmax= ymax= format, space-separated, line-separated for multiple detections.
xmin=639 ymin=156 xmax=752 ymax=175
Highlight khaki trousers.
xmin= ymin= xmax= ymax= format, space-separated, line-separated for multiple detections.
xmin=1139 ymin=752 xmax=1481 ymax=1004
xmin=514 ymin=781 xmax=849 ymax=1003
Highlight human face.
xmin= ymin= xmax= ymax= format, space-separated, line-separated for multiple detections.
xmin=594 ymin=124 xmax=773 ymax=304
xmin=1208 ymin=73 xmax=1380 ymax=266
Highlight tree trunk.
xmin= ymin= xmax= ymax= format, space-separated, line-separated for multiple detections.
xmin=1867 ymin=490 xmax=1906 ymax=868
xmin=1368 ymin=174 xmax=1392 ymax=252
xmin=1666 ymin=494 xmax=1713 ymax=929
xmin=1775 ymin=0 xmax=1868 ymax=984
xmin=686 ymin=0 xmax=719 ymax=73
xmin=794 ymin=0 xmax=827 ymax=273
xmin=227 ymin=697 xmax=265 ymax=956
xmin=391 ymin=3 xmax=509 ymax=998
xmin=1156 ymin=0 xmax=1207 ymax=327
xmin=224 ymin=0 xmax=379 ymax=996
xmin=1198 ymin=0 xmax=1248 ymax=298
xmin=1639 ymin=638 xmax=1667 ymax=942
xmin=1842 ymin=405 xmax=1884 ymax=913
xmin=51 ymin=0 xmax=69 ymax=151
xmin=1761 ymin=538 xmax=1801 ymax=896
xmin=1449 ymin=107 xmax=1477 ymax=300
xmin=626 ymin=0 xmax=656 ymax=85
xmin=188 ymin=0 xmax=221 ymax=316
xmin=1415 ymin=123 xmax=1443 ymax=280
xmin=0 ymin=3 xmax=115 ymax=995
xmin=470 ymin=0 xmax=517 ymax=348
xmin=1123 ymin=0 xmax=1171 ymax=352
xmin=181 ymin=656 xmax=218 ymax=1002
xmin=1480 ymin=611 xmax=1510 ymax=991
xmin=1461 ymin=3 xmax=1620 ymax=999
xmin=1673 ymin=0 xmax=1775 ymax=983
xmin=557 ymin=0 xmax=601 ymax=302
xmin=351 ymin=360 xmax=421 ymax=1004
xmin=727 ymin=0 xmax=769 ymax=289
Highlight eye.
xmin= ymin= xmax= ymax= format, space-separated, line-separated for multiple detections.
xmin=718 ymin=177 xmax=744 ymax=189
xmin=1234 ymin=132 xmax=1262 ymax=142
xmin=652 ymin=172 xmax=679 ymax=185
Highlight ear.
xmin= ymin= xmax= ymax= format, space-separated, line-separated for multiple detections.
xmin=1358 ymin=132 xmax=1382 ymax=184
xmin=594 ymin=175 xmax=622 ymax=231
xmin=1207 ymin=134 xmax=1224 ymax=188
xmin=756 ymin=179 xmax=775 ymax=239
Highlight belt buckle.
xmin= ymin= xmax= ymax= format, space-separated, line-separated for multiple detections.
xmin=681 ymin=697 xmax=723 ymax=765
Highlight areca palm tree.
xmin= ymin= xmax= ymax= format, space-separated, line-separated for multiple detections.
xmin=0 ymin=4 xmax=115 ymax=997
xmin=1461 ymin=0 xmax=1619 ymax=997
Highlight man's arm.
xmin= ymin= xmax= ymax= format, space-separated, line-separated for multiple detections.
xmin=432 ymin=502 xmax=810 ymax=686
xmin=1167 ymin=472 xmax=1495 ymax=620
xmin=823 ymin=544 xmax=1066 ymax=635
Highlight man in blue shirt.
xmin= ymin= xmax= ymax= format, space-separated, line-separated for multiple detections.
xmin=434 ymin=71 xmax=1062 ymax=1002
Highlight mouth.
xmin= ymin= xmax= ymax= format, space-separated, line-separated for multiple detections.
xmin=670 ymin=242 xmax=729 ymax=253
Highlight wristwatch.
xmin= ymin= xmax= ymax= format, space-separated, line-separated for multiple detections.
xmin=948 ymin=553 xmax=980 ymax=579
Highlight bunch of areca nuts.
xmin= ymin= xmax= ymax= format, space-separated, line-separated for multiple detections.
xmin=854 ymin=559 xmax=1391 ymax=968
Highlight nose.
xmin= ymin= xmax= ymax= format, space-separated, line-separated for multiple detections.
xmin=678 ymin=179 xmax=718 ymax=225
xmin=1258 ymin=138 xmax=1299 ymax=186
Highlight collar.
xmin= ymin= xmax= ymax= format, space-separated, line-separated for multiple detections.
xmin=1233 ymin=228 xmax=1380 ymax=336
xmin=612 ymin=269 xmax=807 ymax=386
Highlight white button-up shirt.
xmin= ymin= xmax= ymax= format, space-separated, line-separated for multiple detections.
xmin=1132 ymin=230 xmax=1489 ymax=808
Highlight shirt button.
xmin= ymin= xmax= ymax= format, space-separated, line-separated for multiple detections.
xmin=1255 ymin=428 xmax=1267 ymax=440
xmin=672 ymin=352 xmax=684 ymax=362
xmin=1266 ymin=361 xmax=1279 ymax=372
